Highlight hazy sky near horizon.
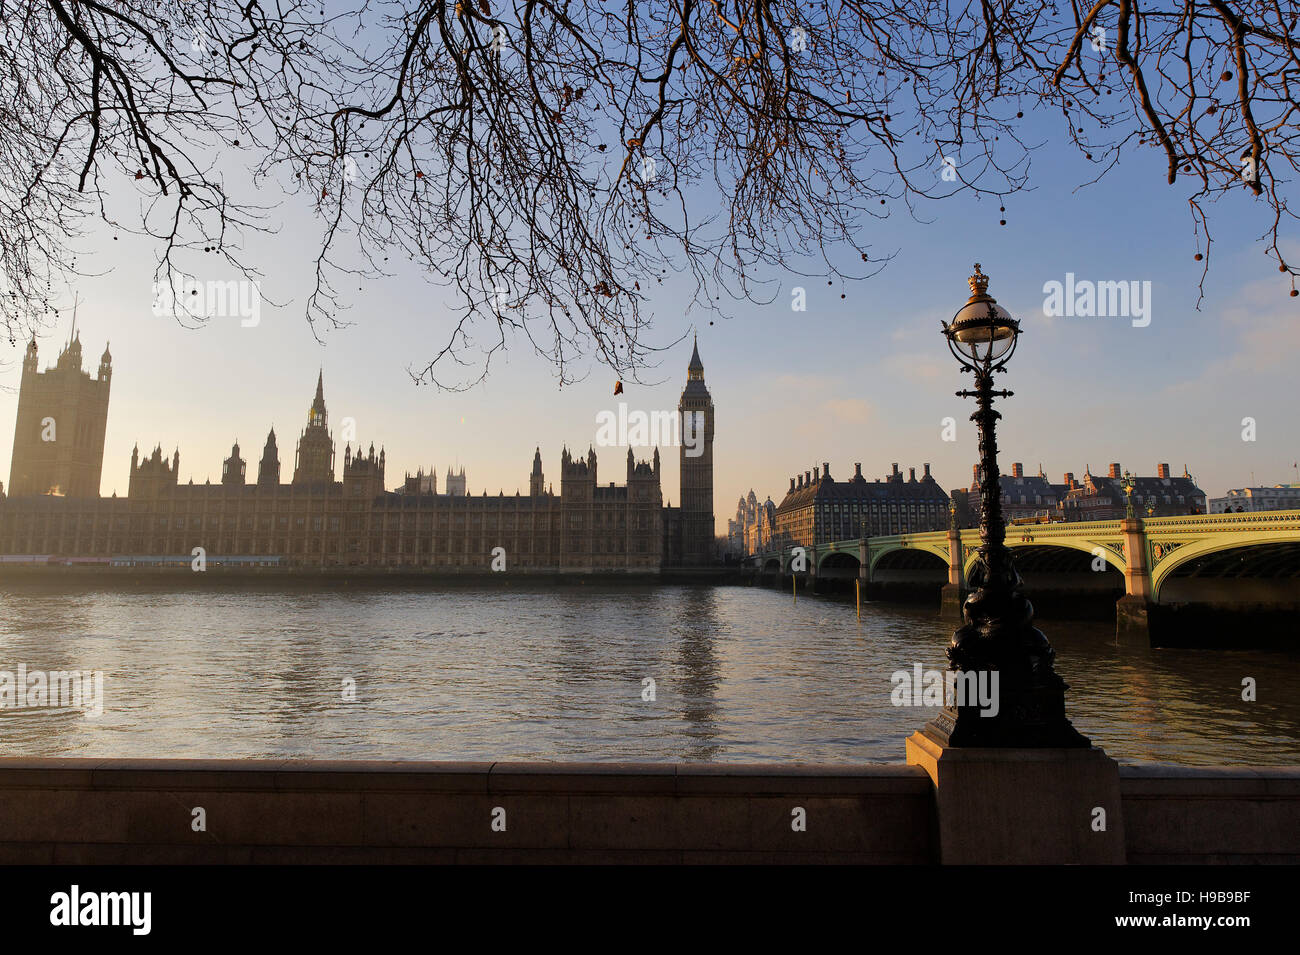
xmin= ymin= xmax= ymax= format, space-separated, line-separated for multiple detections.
xmin=1 ymin=100 xmax=1297 ymax=532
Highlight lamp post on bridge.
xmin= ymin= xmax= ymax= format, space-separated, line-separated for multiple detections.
xmin=1122 ymin=470 xmax=1137 ymax=520
xmin=922 ymin=264 xmax=1089 ymax=748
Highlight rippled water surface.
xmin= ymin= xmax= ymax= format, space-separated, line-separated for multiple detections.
xmin=0 ymin=581 xmax=1295 ymax=765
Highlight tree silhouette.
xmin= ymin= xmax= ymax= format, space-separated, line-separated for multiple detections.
xmin=1 ymin=0 xmax=1295 ymax=387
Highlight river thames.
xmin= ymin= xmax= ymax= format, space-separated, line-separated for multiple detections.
xmin=0 ymin=581 xmax=1295 ymax=765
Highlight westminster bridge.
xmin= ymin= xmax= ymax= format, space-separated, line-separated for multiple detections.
xmin=743 ymin=511 xmax=1300 ymax=646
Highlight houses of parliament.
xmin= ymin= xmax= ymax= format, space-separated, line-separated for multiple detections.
xmin=0 ymin=330 xmax=716 ymax=572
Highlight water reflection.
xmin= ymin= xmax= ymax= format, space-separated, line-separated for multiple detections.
xmin=673 ymin=586 xmax=723 ymax=760
xmin=0 ymin=581 xmax=1295 ymax=765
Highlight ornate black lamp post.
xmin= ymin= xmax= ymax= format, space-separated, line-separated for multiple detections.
xmin=922 ymin=265 xmax=1089 ymax=748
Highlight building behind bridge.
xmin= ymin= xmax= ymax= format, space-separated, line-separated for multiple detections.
xmin=749 ymin=462 xmax=949 ymax=553
xmin=728 ymin=490 xmax=777 ymax=557
xmin=0 ymin=333 xmax=717 ymax=572
xmin=1210 ymin=482 xmax=1300 ymax=513
xmin=970 ymin=462 xmax=1066 ymax=523
xmin=1059 ymin=463 xmax=1206 ymax=520
xmin=967 ymin=461 xmax=1207 ymax=524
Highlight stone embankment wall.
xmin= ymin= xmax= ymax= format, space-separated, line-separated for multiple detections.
xmin=0 ymin=759 xmax=1293 ymax=864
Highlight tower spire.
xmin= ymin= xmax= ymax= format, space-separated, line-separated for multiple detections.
xmin=308 ymin=369 xmax=327 ymax=426
xmin=687 ymin=335 xmax=704 ymax=380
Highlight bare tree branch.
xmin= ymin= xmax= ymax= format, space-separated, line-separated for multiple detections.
xmin=1 ymin=1 xmax=1296 ymax=374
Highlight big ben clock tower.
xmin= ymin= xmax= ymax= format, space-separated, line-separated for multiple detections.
xmin=678 ymin=335 xmax=715 ymax=565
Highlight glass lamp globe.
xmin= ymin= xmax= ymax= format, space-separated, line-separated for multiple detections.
xmin=946 ymin=264 xmax=1019 ymax=363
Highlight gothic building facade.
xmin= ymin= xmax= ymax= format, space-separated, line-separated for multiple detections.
xmin=729 ymin=490 xmax=776 ymax=557
xmin=6 ymin=329 xmax=111 ymax=499
xmin=0 ymin=335 xmax=714 ymax=573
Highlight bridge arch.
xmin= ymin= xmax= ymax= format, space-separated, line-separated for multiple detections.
xmin=816 ymin=550 xmax=861 ymax=581
xmin=962 ymin=537 xmax=1123 ymax=579
xmin=1151 ymin=536 xmax=1300 ymax=602
xmin=814 ymin=550 xmax=862 ymax=595
xmin=866 ymin=546 xmax=948 ymax=602
xmin=869 ymin=541 xmax=950 ymax=575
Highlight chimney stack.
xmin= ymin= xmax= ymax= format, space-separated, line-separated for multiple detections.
xmin=1064 ymin=472 xmax=1075 ymax=488
xmin=822 ymin=462 xmax=830 ymax=480
xmin=854 ymin=463 xmax=863 ymax=479
xmin=923 ymin=463 xmax=931 ymax=480
xmin=891 ymin=463 xmax=900 ymax=479
xmin=1109 ymin=463 xmax=1122 ymax=479
xmin=790 ymin=477 xmax=796 ymax=492
xmin=908 ymin=467 xmax=916 ymax=482
xmin=805 ymin=470 xmax=812 ymax=487
xmin=1157 ymin=463 xmax=1170 ymax=479
xmin=1012 ymin=462 xmax=1024 ymax=478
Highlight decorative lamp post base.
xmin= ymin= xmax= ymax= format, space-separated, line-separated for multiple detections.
xmin=923 ymin=548 xmax=1091 ymax=748
xmin=922 ymin=689 xmax=1091 ymax=749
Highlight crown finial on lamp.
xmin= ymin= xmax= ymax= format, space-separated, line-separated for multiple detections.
xmin=967 ymin=263 xmax=991 ymax=301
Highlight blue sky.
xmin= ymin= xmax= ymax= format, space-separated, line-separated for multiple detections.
xmin=1 ymin=100 xmax=1296 ymax=531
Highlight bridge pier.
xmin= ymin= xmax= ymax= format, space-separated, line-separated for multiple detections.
xmin=938 ymin=584 xmax=965 ymax=620
xmin=1115 ymin=595 xmax=1155 ymax=645
xmin=1116 ymin=517 xmax=1154 ymax=647
xmin=939 ymin=526 xmax=966 ymax=621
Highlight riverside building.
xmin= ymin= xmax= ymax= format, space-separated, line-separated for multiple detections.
xmin=0 ymin=334 xmax=716 ymax=572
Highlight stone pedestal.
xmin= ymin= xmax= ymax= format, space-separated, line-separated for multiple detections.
xmin=905 ymin=731 xmax=1126 ymax=864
